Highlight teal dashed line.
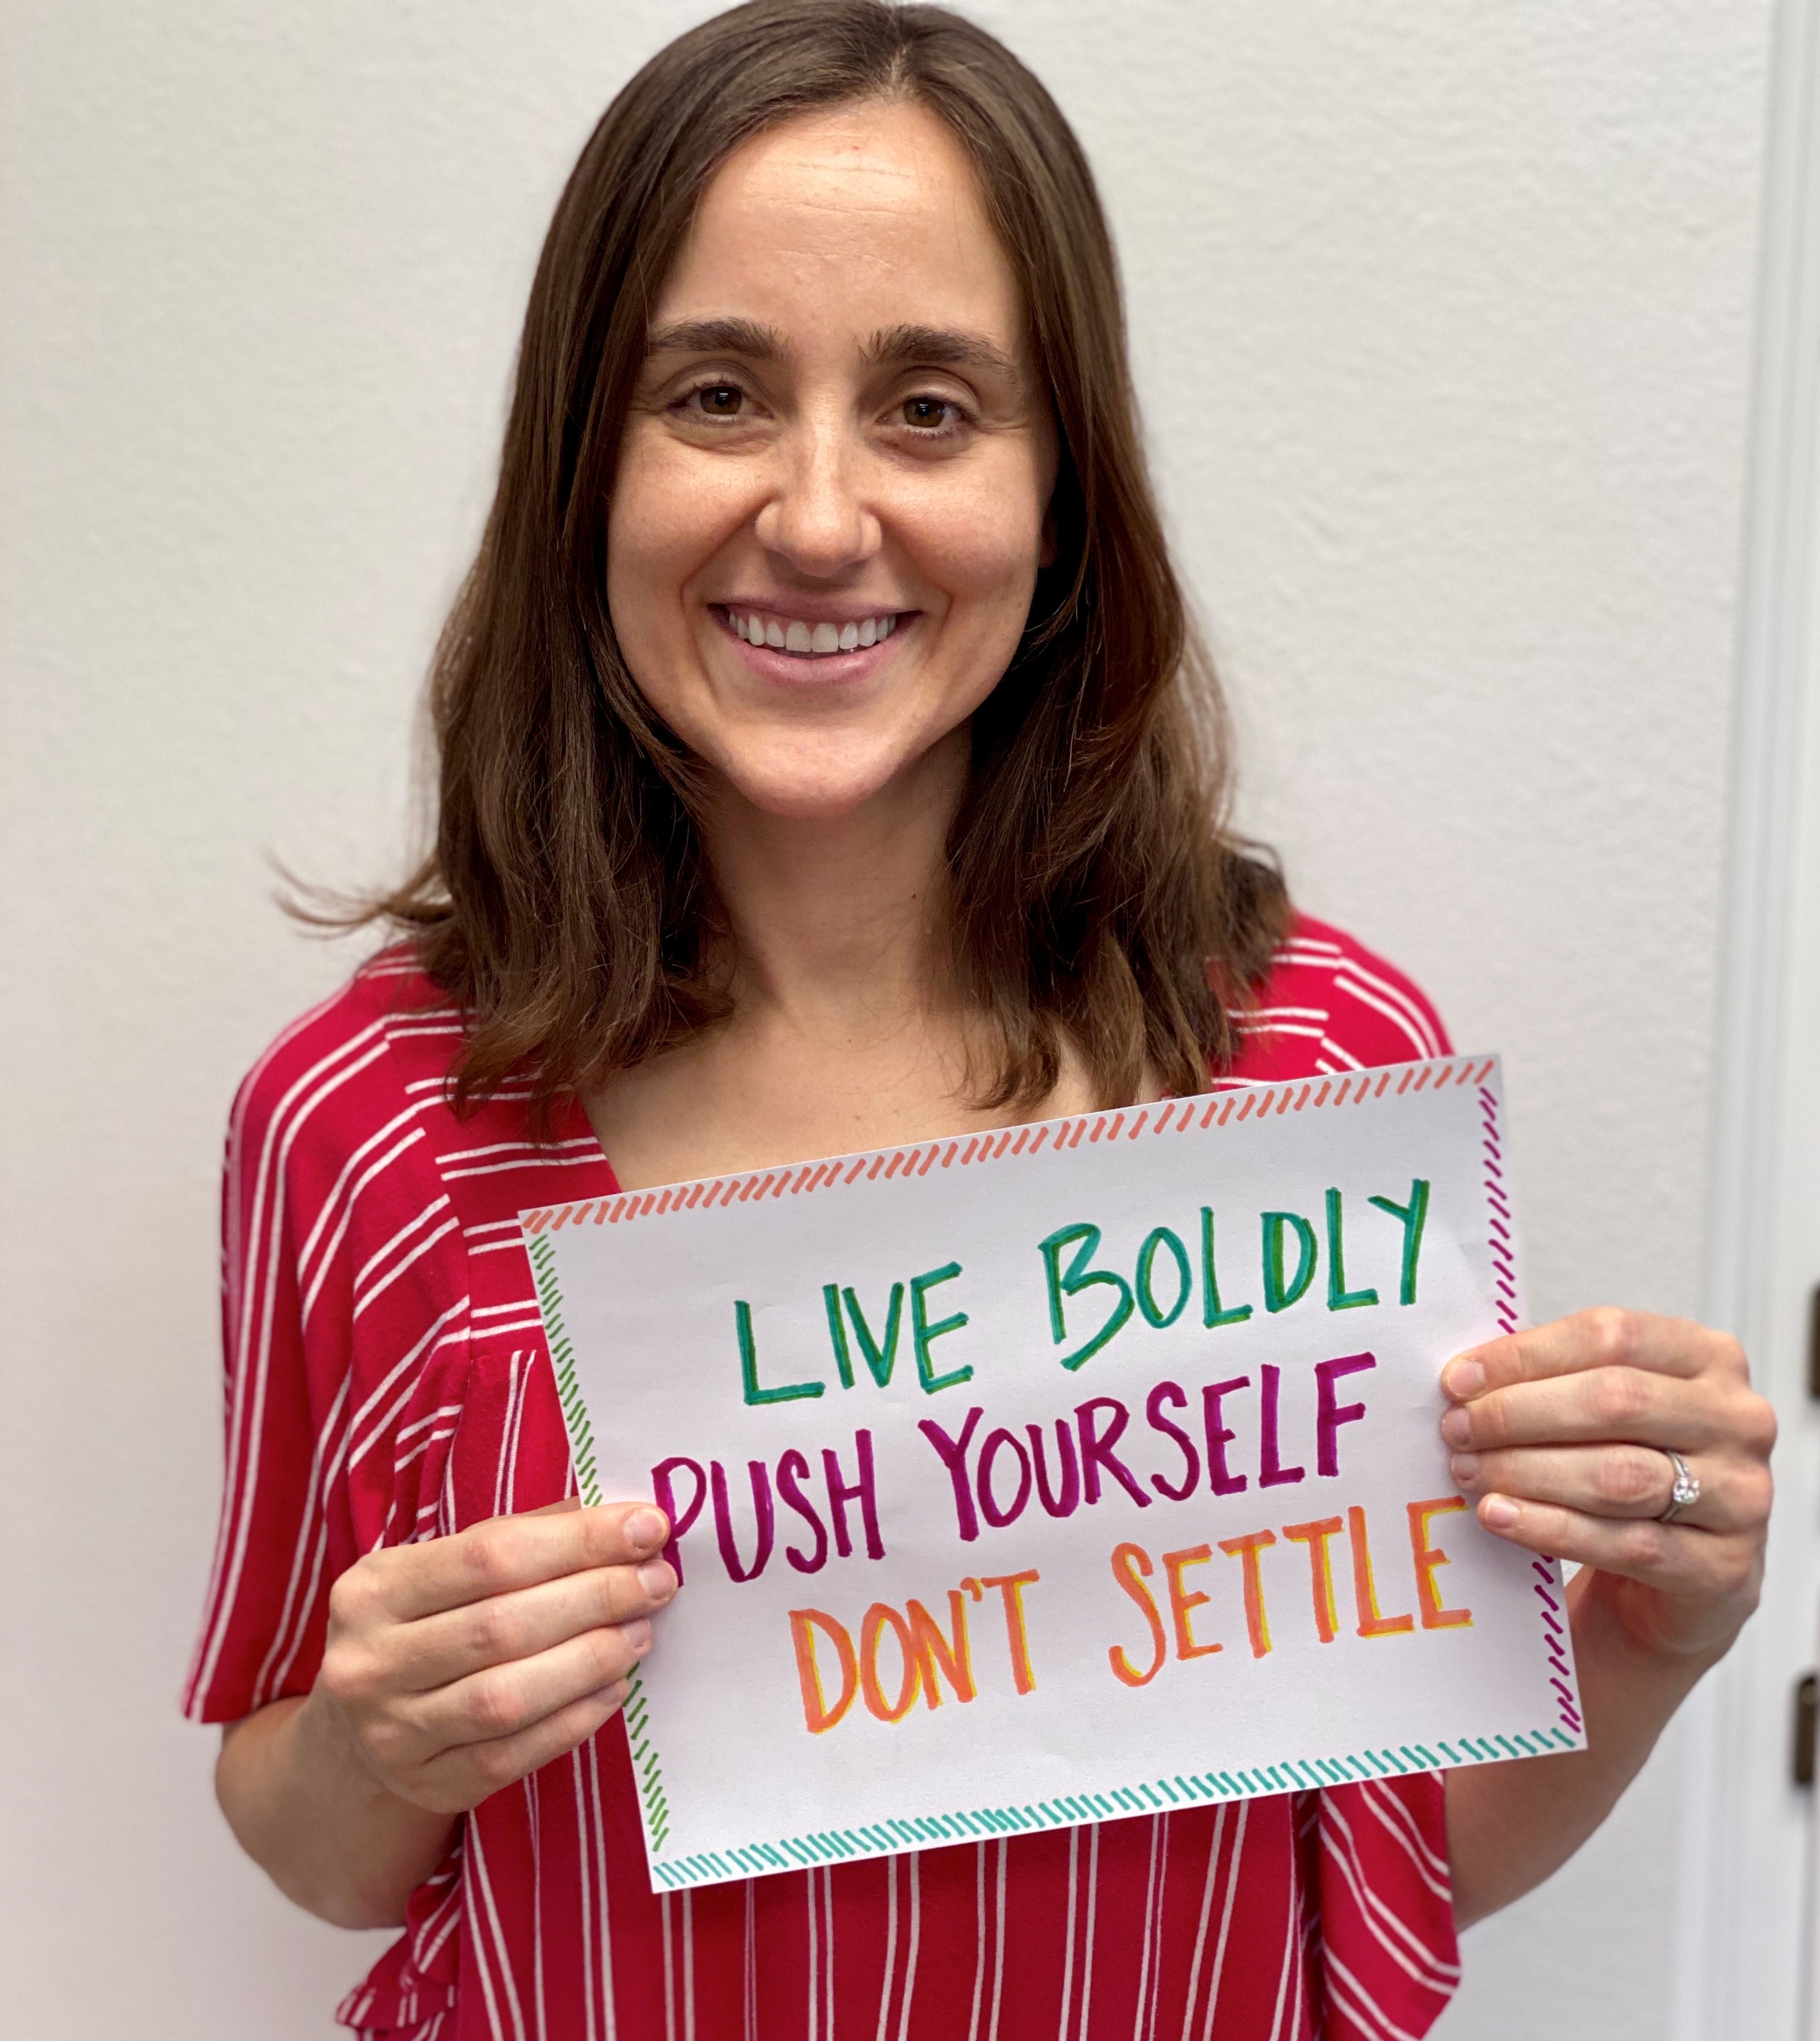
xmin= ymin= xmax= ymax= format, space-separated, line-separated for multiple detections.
xmin=644 ymin=1726 xmax=1568 ymax=1886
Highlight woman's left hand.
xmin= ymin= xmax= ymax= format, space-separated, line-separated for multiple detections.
xmin=1442 ymin=1307 xmax=1775 ymax=1661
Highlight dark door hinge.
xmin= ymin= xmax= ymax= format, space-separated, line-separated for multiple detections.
xmin=1796 ymin=1672 xmax=1817 ymax=1787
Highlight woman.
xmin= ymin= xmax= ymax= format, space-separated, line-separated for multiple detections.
xmin=189 ymin=4 xmax=1774 ymax=2035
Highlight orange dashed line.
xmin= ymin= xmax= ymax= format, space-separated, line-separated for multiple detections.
xmin=1013 ymin=1127 xmax=1030 ymax=1153
xmin=1088 ymin=1121 xmax=1104 ymax=1144
xmin=1413 ymin=1067 xmax=1432 ymax=1091
xmin=771 ymin=1176 xmax=787 ymax=1198
xmin=1200 ymin=1100 xmax=1218 ymax=1127
xmin=1314 ymin=1082 xmax=1331 ymax=1107
xmin=917 ymin=1148 xmax=937 ymax=1176
xmin=1155 ymin=1103 xmax=1176 ymax=1133
xmin=961 ymin=1138 xmax=979 ymax=1164
xmin=1218 ymin=1099 xmax=1235 ymax=1124
xmin=1275 ymin=1090 xmax=1291 ymax=1115
xmin=1374 ymin=1073 xmax=1390 ymax=1096
xmin=737 ymin=1178 xmax=756 ymax=1202
xmin=1070 ymin=1121 xmax=1089 ymax=1148
xmin=881 ymin=1153 xmax=901 ymax=1179
xmin=1236 ymin=1094 xmax=1256 ymax=1121
xmin=864 ymin=1155 xmax=883 ymax=1179
xmin=994 ymin=1131 xmax=1013 ymax=1157
xmin=657 ymin=1190 xmax=674 ymax=1213
xmin=1292 ymin=1085 xmax=1310 ymax=1111
xmin=1396 ymin=1070 xmax=1414 ymax=1094
xmin=641 ymin=1193 xmax=657 ymax=1214
xmin=1128 ymin=1111 xmax=1148 ymax=1139
xmin=1029 ymin=1127 xmax=1049 ymax=1154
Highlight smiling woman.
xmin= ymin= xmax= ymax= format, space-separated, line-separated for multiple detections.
xmin=189 ymin=3 xmax=1774 ymax=2038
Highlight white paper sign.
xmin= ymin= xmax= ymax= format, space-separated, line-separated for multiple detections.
xmin=523 ymin=1055 xmax=1584 ymax=1893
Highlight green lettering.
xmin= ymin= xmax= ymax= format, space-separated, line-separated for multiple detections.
xmin=1261 ymin=1212 xmax=1317 ymax=1314
xmin=1368 ymin=1178 xmax=1431 ymax=1305
xmin=841 ymin=1282 xmax=905 ymax=1389
xmin=736 ymin=1298 xmax=824 ymax=1406
xmin=1135 ymin=1226 xmax=1191 ymax=1328
xmin=822 ymin=1282 xmax=855 ymax=1388
xmin=1324 ymin=1190 xmax=1379 ymax=1311
xmin=1039 ymin=1222 xmax=1135 ymax=1370
xmin=909 ymin=1262 xmax=972 ymax=1393
xmin=1200 ymin=1207 xmax=1253 ymax=1328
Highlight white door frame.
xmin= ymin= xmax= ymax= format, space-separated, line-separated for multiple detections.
xmin=1677 ymin=1 xmax=1820 ymax=2034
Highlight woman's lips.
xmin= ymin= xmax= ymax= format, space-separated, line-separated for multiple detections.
xmin=711 ymin=603 xmax=912 ymax=675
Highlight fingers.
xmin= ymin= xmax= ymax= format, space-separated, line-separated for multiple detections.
xmin=1439 ymin=1366 xmax=1741 ymax=1456
xmin=398 ymin=1556 xmax=677 ymax=1693
xmin=1442 ymin=1307 xmax=1747 ymax=1398
xmin=418 ymin=1622 xmax=655 ymax=1755
xmin=365 ymin=1501 xmax=670 ymax=1622
xmin=410 ymin=1681 xmax=633 ymax=1815
xmin=1449 ymin=1443 xmax=1767 ymax=1534
xmin=1460 ymin=1492 xmax=1764 ymax=1610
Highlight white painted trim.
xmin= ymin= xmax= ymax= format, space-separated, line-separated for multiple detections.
xmin=1678 ymin=1 xmax=1820 ymax=2036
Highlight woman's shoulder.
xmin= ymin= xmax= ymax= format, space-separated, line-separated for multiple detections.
xmin=1225 ymin=911 xmax=1452 ymax=1083
xmin=225 ymin=942 xmax=452 ymax=1162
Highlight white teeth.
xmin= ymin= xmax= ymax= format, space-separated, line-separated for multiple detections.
xmin=728 ymin=608 xmax=900 ymax=652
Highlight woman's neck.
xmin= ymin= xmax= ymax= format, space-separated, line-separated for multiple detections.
xmin=700 ymin=734 xmax=967 ymax=1040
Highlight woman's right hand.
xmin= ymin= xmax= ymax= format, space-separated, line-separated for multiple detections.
xmin=308 ymin=1499 xmax=675 ymax=1815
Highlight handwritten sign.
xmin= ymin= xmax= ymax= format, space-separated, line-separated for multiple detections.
xmin=524 ymin=1056 xmax=1584 ymax=1893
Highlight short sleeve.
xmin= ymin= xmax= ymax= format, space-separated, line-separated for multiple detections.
xmin=183 ymin=993 xmax=365 ymax=1722
xmin=1229 ymin=913 xmax=1453 ymax=1084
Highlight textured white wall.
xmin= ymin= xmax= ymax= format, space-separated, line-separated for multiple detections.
xmin=0 ymin=3 xmax=1770 ymax=2034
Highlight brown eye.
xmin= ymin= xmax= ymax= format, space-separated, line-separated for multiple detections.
xmin=901 ymin=396 xmax=952 ymax=430
xmin=695 ymin=384 xmax=745 ymax=416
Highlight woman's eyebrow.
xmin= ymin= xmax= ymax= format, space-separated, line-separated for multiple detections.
xmin=647 ymin=316 xmax=787 ymax=359
xmin=863 ymin=323 xmax=1020 ymax=379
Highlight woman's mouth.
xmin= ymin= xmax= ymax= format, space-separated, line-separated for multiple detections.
xmin=712 ymin=604 xmax=904 ymax=658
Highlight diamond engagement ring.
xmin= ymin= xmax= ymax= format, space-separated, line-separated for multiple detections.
xmin=1657 ymin=1449 xmax=1700 ymax=1524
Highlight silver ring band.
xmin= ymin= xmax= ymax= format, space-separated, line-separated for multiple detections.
xmin=1657 ymin=1448 xmax=1700 ymax=1524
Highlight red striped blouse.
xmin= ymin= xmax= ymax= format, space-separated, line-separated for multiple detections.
xmin=187 ymin=913 xmax=1463 ymax=2039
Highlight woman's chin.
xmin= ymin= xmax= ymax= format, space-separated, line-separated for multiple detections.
xmin=705 ymin=736 xmax=964 ymax=826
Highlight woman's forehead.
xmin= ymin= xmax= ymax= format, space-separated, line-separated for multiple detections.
xmin=653 ymin=101 xmax=1026 ymax=354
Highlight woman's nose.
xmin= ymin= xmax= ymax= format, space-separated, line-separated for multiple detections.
xmin=752 ymin=424 xmax=881 ymax=577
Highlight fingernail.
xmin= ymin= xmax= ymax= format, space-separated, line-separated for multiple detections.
xmin=1481 ymin=1494 xmax=1519 ymax=1530
xmin=1449 ymin=1452 xmax=1481 ymax=1485
xmin=1443 ymin=1358 xmax=1486 ymax=1401
xmin=637 ymin=1559 xmax=676 ymax=1602
xmin=626 ymin=1508 xmax=667 ymax=1553
xmin=622 ymin=1617 xmax=653 ymax=1654
xmin=1439 ymin=1406 xmax=1472 ymax=1448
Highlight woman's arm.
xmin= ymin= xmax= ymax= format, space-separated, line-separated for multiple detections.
xmin=215 ymin=1499 xmax=675 ymax=1929
xmin=1437 ymin=1309 xmax=1774 ymax=1927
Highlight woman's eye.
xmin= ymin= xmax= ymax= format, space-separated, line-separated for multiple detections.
xmin=900 ymin=396 xmax=957 ymax=431
xmin=688 ymin=384 xmax=746 ymax=418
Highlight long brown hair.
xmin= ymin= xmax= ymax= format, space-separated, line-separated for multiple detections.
xmin=355 ymin=0 xmax=1286 ymax=1117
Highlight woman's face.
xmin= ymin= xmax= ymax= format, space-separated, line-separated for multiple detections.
xmin=607 ymin=100 xmax=1058 ymax=822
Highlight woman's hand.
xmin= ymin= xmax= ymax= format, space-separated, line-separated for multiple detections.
xmin=1441 ymin=1307 xmax=1774 ymax=1662
xmin=308 ymin=1498 xmax=677 ymax=1815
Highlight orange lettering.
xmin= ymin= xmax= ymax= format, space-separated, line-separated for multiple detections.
xmin=1407 ymin=1497 xmax=1473 ymax=1629
xmin=979 ymin=1570 xmax=1042 ymax=1694
xmin=1217 ymin=1528 xmax=1277 ymax=1657
xmin=1347 ymin=1504 xmax=1413 ymax=1637
xmin=906 ymin=1590 xmax=977 ymax=1706
xmin=859 ymin=1603 xmax=922 ymax=1722
xmin=1108 ymin=1543 xmax=1167 ymax=1687
xmin=1281 ymin=1516 xmax=1345 ymax=1643
xmin=790 ymin=1608 xmax=858 ymax=1733
xmin=1162 ymin=1544 xmax=1222 ymax=1660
